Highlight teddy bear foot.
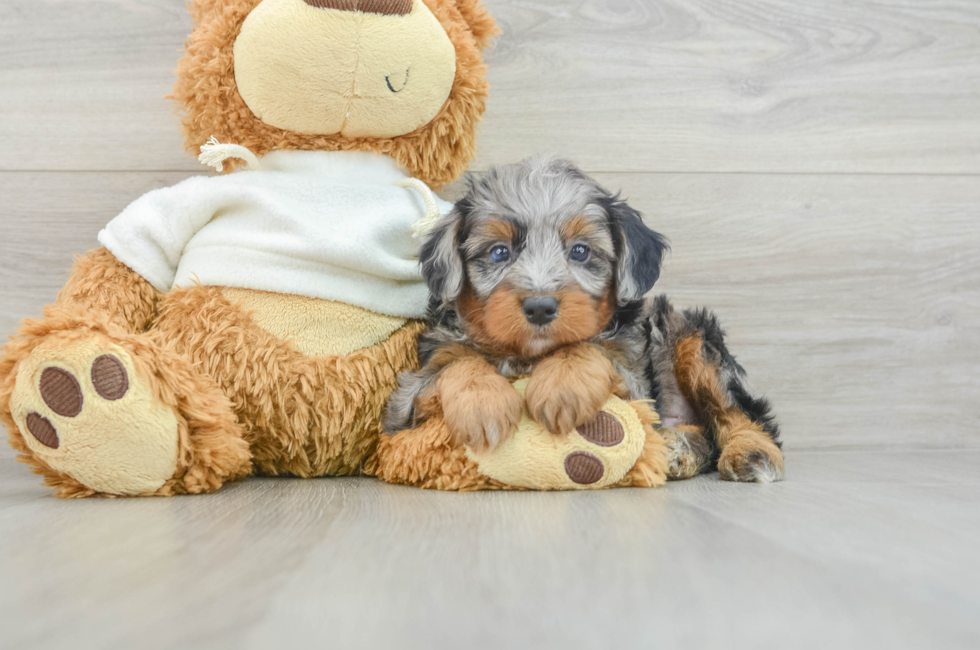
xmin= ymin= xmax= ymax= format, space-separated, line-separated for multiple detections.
xmin=8 ymin=334 xmax=181 ymax=496
xmin=370 ymin=379 xmax=667 ymax=491
xmin=5 ymin=328 xmax=251 ymax=497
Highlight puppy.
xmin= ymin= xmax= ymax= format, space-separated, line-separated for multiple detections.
xmin=385 ymin=157 xmax=784 ymax=482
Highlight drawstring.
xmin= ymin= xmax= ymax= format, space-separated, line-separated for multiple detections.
xmin=198 ymin=136 xmax=262 ymax=173
xmin=397 ymin=178 xmax=442 ymax=238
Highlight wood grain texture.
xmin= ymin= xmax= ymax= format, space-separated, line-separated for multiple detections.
xmin=2 ymin=0 xmax=979 ymax=173
xmin=598 ymin=172 xmax=980 ymax=452
xmin=0 ymin=0 xmax=194 ymax=171
xmin=0 ymin=172 xmax=195 ymax=331
xmin=3 ymin=171 xmax=977 ymax=452
xmin=481 ymin=0 xmax=980 ymax=173
xmin=0 ymin=452 xmax=978 ymax=650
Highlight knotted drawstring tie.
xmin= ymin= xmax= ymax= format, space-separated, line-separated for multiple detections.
xmin=396 ymin=178 xmax=442 ymax=238
xmin=198 ymin=136 xmax=263 ymax=172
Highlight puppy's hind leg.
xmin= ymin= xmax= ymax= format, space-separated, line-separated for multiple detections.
xmin=649 ymin=295 xmax=784 ymax=483
xmin=660 ymin=425 xmax=713 ymax=481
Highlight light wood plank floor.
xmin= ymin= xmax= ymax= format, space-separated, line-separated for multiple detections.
xmin=2 ymin=451 xmax=978 ymax=650
xmin=0 ymin=1 xmax=978 ymax=648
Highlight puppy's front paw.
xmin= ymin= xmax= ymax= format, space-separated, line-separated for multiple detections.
xmin=525 ymin=347 xmax=615 ymax=435
xmin=441 ymin=371 xmax=523 ymax=451
xmin=717 ymin=430 xmax=785 ymax=483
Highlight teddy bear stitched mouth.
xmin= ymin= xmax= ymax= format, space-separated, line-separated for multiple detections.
xmin=386 ymin=69 xmax=410 ymax=93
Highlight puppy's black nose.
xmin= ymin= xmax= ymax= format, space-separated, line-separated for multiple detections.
xmin=522 ymin=296 xmax=559 ymax=325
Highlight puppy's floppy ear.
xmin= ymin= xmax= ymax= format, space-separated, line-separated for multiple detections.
xmin=419 ymin=209 xmax=466 ymax=305
xmin=603 ymin=194 xmax=670 ymax=304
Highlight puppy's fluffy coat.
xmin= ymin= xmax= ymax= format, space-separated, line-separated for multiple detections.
xmin=386 ymin=157 xmax=784 ymax=482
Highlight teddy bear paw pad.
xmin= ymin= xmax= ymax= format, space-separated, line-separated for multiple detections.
xmin=564 ymin=451 xmax=605 ymax=485
xmin=10 ymin=337 xmax=180 ymax=495
xmin=576 ymin=411 xmax=625 ymax=447
xmin=560 ymin=411 xmax=629 ymax=484
xmin=25 ymin=412 xmax=59 ymax=449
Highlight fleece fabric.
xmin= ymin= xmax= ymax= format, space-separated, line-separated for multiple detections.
xmin=98 ymin=150 xmax=453 ymax=319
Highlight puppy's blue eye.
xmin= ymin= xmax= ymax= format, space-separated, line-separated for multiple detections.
xmin=490 ymin=246 xmax=511 ymax=263
xmin=570 ymin=244 xmax=591 ymax=262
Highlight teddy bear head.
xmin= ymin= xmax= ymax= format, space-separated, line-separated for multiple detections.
xmin=173 ymin=0 xmax=497 ymax=188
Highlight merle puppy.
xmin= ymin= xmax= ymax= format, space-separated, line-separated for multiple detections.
xmin=385 ymin=157 xmax=784 ymax=482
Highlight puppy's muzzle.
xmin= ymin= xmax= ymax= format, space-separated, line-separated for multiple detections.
xmin=522 ymin=296 xmax=559 ymax=326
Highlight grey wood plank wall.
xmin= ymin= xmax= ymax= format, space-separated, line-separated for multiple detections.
xmin=3 ymin=1 xmax=979 ymax=173
xmin=1 ymin=0 xmax=978 ymax=453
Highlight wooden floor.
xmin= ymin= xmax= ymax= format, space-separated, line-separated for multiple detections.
xmin=0 ymin=1 xmax=978 ymax=648
xmin=2 ymin=451 xmax=979 ymax=650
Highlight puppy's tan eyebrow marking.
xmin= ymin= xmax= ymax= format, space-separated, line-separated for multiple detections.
xmin=482 ymin=219 xmax=515 ymax=242
xmin=561 ymin=215 xmax=597 ymax=242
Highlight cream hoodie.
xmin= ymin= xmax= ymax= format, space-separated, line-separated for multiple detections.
xmin=98 ymin=150 xmax=452 ymax=319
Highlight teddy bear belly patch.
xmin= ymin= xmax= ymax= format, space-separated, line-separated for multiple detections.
xmin=221 ymin=287 xmax=407 ymax=357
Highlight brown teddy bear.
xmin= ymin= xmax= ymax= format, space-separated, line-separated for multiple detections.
xmin=0 ymin=0 xmax=498 ymax=498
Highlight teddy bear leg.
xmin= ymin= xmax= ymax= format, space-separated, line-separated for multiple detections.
xmin=615 ymin=401 xmax=669 ymax=488
xmin=376 ymin=382 xmax=665 ymax=492
xmin=0 ymin=313 xmax=251 ymax=498
xmin=368 ymin=417 xmax=505 ymax=491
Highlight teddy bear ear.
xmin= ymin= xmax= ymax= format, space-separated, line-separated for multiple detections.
xmin=453 ymin=0 xmax=500 ymax=50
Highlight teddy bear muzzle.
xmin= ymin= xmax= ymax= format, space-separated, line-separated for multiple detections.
xmin=234 ymin=0 xmax=457 ymax=138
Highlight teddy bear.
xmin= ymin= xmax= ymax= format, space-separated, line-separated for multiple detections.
xmin=0 ymin=0 xmax=499 ymax=498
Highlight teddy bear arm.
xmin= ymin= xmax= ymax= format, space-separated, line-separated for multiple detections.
xmin=54 ymin=247 xmax=161 ymax=333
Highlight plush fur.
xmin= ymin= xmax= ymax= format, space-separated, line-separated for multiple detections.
xmin=174 ymin=0 xmax=498 ymax=189
xmin=367 ymin=405 xmax=508 ymax=491
xmin=377 ymin=157 xmax=783 ymax=487
xmin=153 ymin=285 xmax=424 ymax=477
